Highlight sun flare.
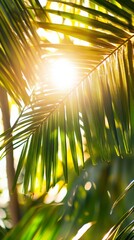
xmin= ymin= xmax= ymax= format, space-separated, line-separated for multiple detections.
xmin=48 ymin=58 xmax=77 ymax=90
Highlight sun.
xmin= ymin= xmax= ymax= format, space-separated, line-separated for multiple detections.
xmin=49 ymin=58 xmax=77 ymax=90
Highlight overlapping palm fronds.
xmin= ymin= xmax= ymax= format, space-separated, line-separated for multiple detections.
xmin=0 ymin=0 xmax=41 ymax=105
xmin=0 ymin=0 xmax=134 ymax=193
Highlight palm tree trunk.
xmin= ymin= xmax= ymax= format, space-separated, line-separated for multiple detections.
xmin=0 ymin=86 xmax=20 ymax=225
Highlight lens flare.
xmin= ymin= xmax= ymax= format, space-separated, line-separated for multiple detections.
xmin=49 ymin=58 xmax=77 ymax=90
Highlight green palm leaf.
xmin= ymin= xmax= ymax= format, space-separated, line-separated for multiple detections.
xmin=0 ymin=0 xmax=134 ymax=192
xmin=0 ymin=0 xmax=40 ymax=105
xmin=103 ymin=181 xmax=134 ymax=240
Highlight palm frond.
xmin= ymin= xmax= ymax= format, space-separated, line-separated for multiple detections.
xmin=0 ymin=0 xmax=134 ymax=192
xmin=0 ymin=0 xmax=40 ymax=105
xmin=1 ymin=37 xmax=134 ymax=192
xmin=102 ymin=180 xmax=134 ymax=240
xmin=3 ymin=203 xmax=63 ymax=240
xmin=110 ymin=180 xmax=134 ymax=214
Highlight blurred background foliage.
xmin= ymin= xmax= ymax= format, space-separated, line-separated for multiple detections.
xmin=1 ymin=156 xmax=133 ymax=239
